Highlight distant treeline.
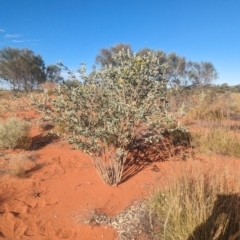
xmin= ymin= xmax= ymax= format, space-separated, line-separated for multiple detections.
xmin=201 ymin=83 xmax=240 ymax=93
xmin=0 ymin=43 xmax=235 ymax=94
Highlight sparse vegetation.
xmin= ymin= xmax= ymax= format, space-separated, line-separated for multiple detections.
xmin=149 ymin=163 xmax=240 ymax=240
xmin=140 ymin=89 xmax=240 ymax=239
xmin=0 ymin=93 xmax=33 ymax=119
xmin=178 ymin=90 xmax=240 ymax=158
xmin=6 ymin=153 xmax=37 ymax=177
xmin=75 ymin=201 xmax=157 ymax=239
xmin=8 ymin=155 xmax=26 ymax=177
xmin=0 ymin=43 xmax=240 ymax=239
xmin=193 ymin=127 xmax=240 ymax=158
xmin=183 ymin=91 xmax=240 ymax=122
xmin=0 ymin=117 xmax=31 ymax=149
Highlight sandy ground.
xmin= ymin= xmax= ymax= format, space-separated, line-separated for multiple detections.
xmin=0 ymin=102 xmax=239 ymax=240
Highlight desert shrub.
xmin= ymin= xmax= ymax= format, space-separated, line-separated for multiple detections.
xmin=31 ymin=50 xmax=187 ymax=186
xmin=150 ymin=165 xmax=240 ymax=239
xmin=0 ymin=118 xmax=31 ymax=149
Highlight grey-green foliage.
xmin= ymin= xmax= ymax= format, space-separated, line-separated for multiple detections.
xmin=32 ymin=50 xmax=179 ymax=185
xmin=0 ymin=118 xmax=30 ymax=149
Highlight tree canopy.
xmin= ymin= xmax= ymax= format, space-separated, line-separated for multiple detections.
xmin=95 ymin=43 xmax=133 ymax=67
xmin=136 ymin=48 xmax=218 ymax=87
xmin=0 ymin=47 xmax=46 ymax=92
xmin=0 ymin=45 xmax=218 ymax=92
xmin=95 ymin=44 xmax=218 ymax=89
xmin=46 ymin=64 xmax=63 ymax=83
xmin=136 ymin=48 xmax=218 ymax=89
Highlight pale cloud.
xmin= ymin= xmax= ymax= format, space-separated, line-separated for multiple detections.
xmin=4 ymin=34 xmax=21 ymax=38
xmin=2 ymin=31 xmax=39 ymax=45
xmin=12 ymin=39 xmax=26 ymax=43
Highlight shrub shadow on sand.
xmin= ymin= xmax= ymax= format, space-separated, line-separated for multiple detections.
xmin=30 ymin=133 xmax=59 ymax=150
xmin=120 ymin=136 xmax=192 ymax=184
xmin=187 ymin=194 xmax=240 ymax=240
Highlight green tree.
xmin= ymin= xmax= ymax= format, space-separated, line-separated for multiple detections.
xmin=46 ymin=64 xmax=63 ymax=83
xmin=0 ymin=47 xmax=46 ymax=92
xmin=95 ymin=43 xmax=133 ymax=67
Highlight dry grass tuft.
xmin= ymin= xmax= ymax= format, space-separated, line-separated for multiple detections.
xmin=193 ymin=127 xmax=240 ymax=158
xmin=180 ymin=91 xmax=240 ymax=158
xmin=150 ymin=161 xmax=240 ymax=240
xmin=0 ymin=117 xmax=31 ymax=149
xmin=0 ymin=98 xmax=12 ymax=116
xmin=184 ymin=92 xmax=240 ymax=124
xmin=7 ymin=153 xmax=38 ymax=177
xmin=8 ymin=155 xmax=26 ymax=177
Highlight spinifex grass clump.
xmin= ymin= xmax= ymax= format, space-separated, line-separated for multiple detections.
xmin=193 ymin=127 xmax=240 ymax=158
xmin=0 ymin=117 xmax=30 ymax=149
xmin=150 ymin=164 xmax=240 ymax=240
xmin=32 ymin=50 xmax=185 ymax=185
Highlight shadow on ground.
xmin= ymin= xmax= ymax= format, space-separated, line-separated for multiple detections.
xmin=187 ymin=194 xmax=240 ymax=240
xmin=120 ymin=136 xmax=192 ymax=184
xmin=30 ymin=133 xmax=59 ymax=150
xmin=24 ymin=162 xmax=46 ymax=176
xmin=0 ymin=185 xmax=28 ymax=207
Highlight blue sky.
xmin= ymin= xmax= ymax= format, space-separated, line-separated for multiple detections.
xmin=0 ymin=0 xmax=239 ymax=85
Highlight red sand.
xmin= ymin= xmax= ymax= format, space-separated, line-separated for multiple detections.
xmin=0 ymin=106 xmax=239 ymax=240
